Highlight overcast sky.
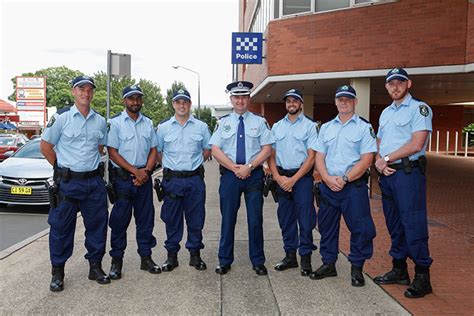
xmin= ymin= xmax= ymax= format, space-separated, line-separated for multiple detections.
xmin=0 ymin=0 xmax=238 ymax=107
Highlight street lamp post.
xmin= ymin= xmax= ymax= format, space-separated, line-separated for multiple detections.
xmin=172 ymin=65 xmax=200 ymax=119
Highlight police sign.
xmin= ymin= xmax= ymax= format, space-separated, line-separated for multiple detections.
xmin=231 ymin=32 xmax=263 ymax=64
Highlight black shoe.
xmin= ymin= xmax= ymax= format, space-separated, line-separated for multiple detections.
xmin=274 ymin=251 xmax=298 ymax=271
xmin=189 ymin=250 xmax=207 ymax=271
xmin=109 ymin=257 xmax=123 ymax=280
xmin=351 ymin=265 xmax=365 ymax=287
xmin=404 ymin=272 xmax=433 ymax=298
xmin=161 ymin=252 xmax=178 ymax=272
xmin=309 ymin=263 xmax=337 ymax=280
xmin=88 ymin=262 xmax=111 ymax=285
xmin=373 ymin=268 xmax=410 ymax=285
xmin=141 ymin=256 xmax=161 ymax=274
xmin=215 ymin=264 xmax=231 ymax=275
xmin=300 ymin=255 xmax=312 ymax=277
xmin=50 ymin=266 xmax=64 ymax=292
xmin=253 ymin=264 xmax=268 ymax=276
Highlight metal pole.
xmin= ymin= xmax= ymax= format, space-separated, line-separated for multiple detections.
xmin=436 ymin=130 xmax=439 ymax=154
xmin=197 ymin=72 xmax=201 ymax=119
xmin=105 ymin=50 xmax=112 ymax=183
xmin=455 ymin=131 xmax=458 ymax=156
xmin=446 ymin=131 xmax=450 ymax=154
xmin=428 ymin=133 xmax=432 ymax=152
xmin=465 ymin=132 xmax=469 ymax=157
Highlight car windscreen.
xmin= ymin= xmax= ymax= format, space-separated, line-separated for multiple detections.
xmin=11 ymin=141 xmax=44 ymax=159
xmin=0 ymin=138 xmax=15 ymax=146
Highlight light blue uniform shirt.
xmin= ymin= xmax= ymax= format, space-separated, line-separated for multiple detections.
xmin=377 ymin=93 xmax=432 ymax=163
xmin=209 ymin=111 xmax=274 ymax=164
xmin=42 ymin=105 xmax=107 ymax=172
xmin=156 ymin=115 xmax=211 ymax=171
xmin=107 ymin=110 xmax=157 ymax=168
xmin=272 ymin=113 xmax=318 ymax=170
xmin=315 ymin=114 xmax=377 ymax=176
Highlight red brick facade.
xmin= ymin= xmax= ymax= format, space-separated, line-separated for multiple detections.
xmin=467 ymin=2 xmax=474 ymax=63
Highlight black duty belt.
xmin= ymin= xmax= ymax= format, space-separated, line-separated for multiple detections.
xmin=163 ymin=167 xmax=200 ymax=178
xmin=219 ymin=165 xmax=262 ymax=175
xmin=389 ymin=160 xmax=419 ymax=170
xmin=277 ymin=166 xmax=313 ymax=178
xmin=59 ymin=167 xmax=101 ymax=180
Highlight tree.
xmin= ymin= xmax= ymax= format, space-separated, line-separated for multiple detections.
xmin=194 ymin=107 xmax=217 ymax=132
xmin=8 ymin=66 xmax=82 ymax=109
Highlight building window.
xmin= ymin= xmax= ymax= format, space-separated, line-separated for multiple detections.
xmin=282 ymin=0 xmax=312 ymax=16
xmin=250 ymin=0 xmax=274 ymax=33
xmin=315 ymin=0 xmax=349 ymax=12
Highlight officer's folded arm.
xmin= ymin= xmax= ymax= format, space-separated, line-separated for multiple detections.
xmin=40 ymin=140 xmax=57 ymax=167
xmin=377 ymin=130 xmax=429 ymax=167
xmin=345 ymin=153 xmax=374 ymax=183
xmin=211 ymin=145 xmax=237 ymax=172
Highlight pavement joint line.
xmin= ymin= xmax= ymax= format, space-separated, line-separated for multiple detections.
xmin=0 ymin=226 xmax=50 ymax=260
xmin=266 ymin=271 xmax=282 ymax=315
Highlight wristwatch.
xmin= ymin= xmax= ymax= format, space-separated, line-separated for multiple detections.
xmin=247 ymin=163 xmax=254 ymax=170
xmin=342 ymin=175 xmax=349 ymax=183
xmin=383 ymin=155 xmax=390 ymax=163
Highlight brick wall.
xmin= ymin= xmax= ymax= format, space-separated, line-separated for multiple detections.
xmin=467 ymin=1 xmax=474 ymax=63
xmin=243 ymin=0 xmax=470 ymax=84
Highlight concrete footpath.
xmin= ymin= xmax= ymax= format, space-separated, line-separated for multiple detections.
xmin=0 ymin=160 xmax=408 ymax=315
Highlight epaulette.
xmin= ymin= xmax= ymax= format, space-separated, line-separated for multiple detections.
xmin=253 ymin=112 xmax=264 ymax=118
xmin=57 ymin=106 xmax=71 ymax=115
xmin=304 ymin=114 xmax=314 ymax=122
xmin=110 ymin=112 xmax=122 ymax=119
xmin=159 ymin=117 xmax=171 ymax=125
xmin=218 ymin=114 xmax=229 ymax=120
xmin=411 ymin=96 xmax=425 ymax=103
xmin=141 ymin=113 xmax=152 ymax=120
xmin=359 ymin=116 xmax=370 ymax=124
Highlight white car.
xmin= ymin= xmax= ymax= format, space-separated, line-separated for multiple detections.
xmin=0 ymin=139 xmax=53 ymax=206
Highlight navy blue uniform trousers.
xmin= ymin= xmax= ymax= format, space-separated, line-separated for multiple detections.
xmin=48 ymin=176 xmax=108 ymax=266
xmin=218 ymin=168 xmax=265 ymax=266
xmin=276 ymin=174 xmax=317 ymax=256
xmin=160 ymin=175 xmax=206 ymax=253
xmin=318 ymin=181 xmax=376 ymax=267
xmin=379 ymin=167 xmax=433 ymax=267
xmin=109 ymin=176 xmax=157 ymax=258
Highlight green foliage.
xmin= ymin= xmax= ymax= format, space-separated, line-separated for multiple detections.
xmin=194 ymin=107 xmax=217 ymax=131
xmin=462 ymin=123 xmax=474 ymax=133
xmin=9 ymin=66 xmax=169 ymax=126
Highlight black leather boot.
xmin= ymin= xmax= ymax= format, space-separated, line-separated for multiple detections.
xmin=404 ymin=266 xmax=432 ymax=298
xmin=309 ymin=263 xmax=337 ymax=280
xmin=274 ymin=251 xmax=298 ymax=271
xmin=373 ymin=258 xmax=410 ymax=285
xmin=189 ymin=250 xmax=207 ymax=270
xmin=50 ymin=266 xmax=64 ymax=292
xmin=351 ymin=265 xmax=365 ymax=287
xmin=141 ymin=256 xmax=161 ymax=274
xmin=109 ymin=257 xmax=123 ymax=280
xmin=162 ymin=252 xmax=178 ymax=272
xmin=88 ymin=262 xmax=111 ymax=284
xmin=300 ymin=255 xmax=312 ymax=277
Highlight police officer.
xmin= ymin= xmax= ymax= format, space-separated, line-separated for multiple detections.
xmin=41 ymin=75 xmax=110 ymax=291
xmin=267 ymin=89 xmax=318 ymax=276
xmin=210 ymin=81 xmax=274 ymax=276
xmin=107 ymin=85 xmax=161 ymax=279
xmin=373 ymin=68 xmax=433 ymax=298
xmin=156 ymin=89 xmax=211 ymax=272
xmin=310 ymin=85 xmax=377 ymax=287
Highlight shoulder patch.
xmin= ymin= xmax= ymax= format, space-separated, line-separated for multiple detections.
xmin=359 ymin=116 xmax=370 ymax=124
xmin=369 ymin=126 xmax=376 ymax=139
xmin=315 ymin=120 xmax=322 ymax=133
xmin=304 ymin=115 xmax=314 ymax=122
xmin=419 ymin=104 xmax=429 ymax=117
xmin=57 ymin=106 xmax=71 ymax=115
xmin=46 ymin=115 xmax=56 ymax=127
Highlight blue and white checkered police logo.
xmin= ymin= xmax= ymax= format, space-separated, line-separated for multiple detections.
xmin=386 ymin=67 xmax=409 ymax=82
xmin=70 ymin=75 xmax=96 ymax=89
xmin=231 ymin=32 xmax=263 ymax=64
xmin=226 ymin=81 xmax=253 ymax=96
xmin=172 ymin=88 xmax=191 ymax=102
xmin=122 ymin=84 xmax=144 ymax=99
xmin=283 ymin=88 xmax=303 ymax=102
xmin=335 ymin=85 xmax=357 ymax=99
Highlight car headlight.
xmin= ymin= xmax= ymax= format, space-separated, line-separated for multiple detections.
xmin=46 ymin=177 xmax=54 ymax=186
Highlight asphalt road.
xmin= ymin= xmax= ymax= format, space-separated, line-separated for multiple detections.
xmin=0 ymin=205 xmax=49 ymax=253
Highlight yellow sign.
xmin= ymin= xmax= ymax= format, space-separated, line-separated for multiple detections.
xmin=11 ymin=186 xmax=32 ymax=195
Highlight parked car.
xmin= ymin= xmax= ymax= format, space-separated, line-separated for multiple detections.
xmin=0 ymin=138 xmax=52 ymax=206
xmin=0 ymin=134 xmax=29 ymax=161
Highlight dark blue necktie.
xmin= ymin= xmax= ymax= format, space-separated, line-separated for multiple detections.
xmin=236 ymin=115 xmax=246 ymax=164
